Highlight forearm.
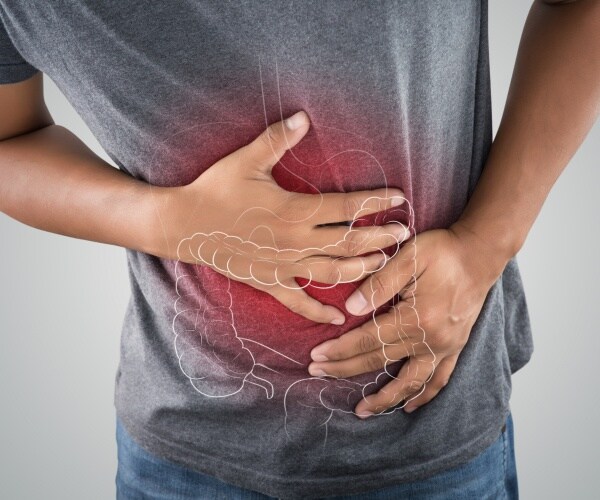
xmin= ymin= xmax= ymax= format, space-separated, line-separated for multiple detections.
xmin=0 ymin=124 xmax=160 ymax=254
xmin=453 ymin=0 xmax=600 ymax=272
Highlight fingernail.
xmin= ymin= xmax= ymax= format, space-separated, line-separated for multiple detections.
xmin=311 ymin=352 xmax=329 ymax=362
xmin=309 ymin=366 xmax=327 ymax=377
xmin=390 ymin=193 xmax=405 ymax=207
xmin=404 ymin=406 xmax=418 ymax=413
xmin=331 ymin=316 xmax=345 ymax=325
xmin=357 ymin=411 xmax=374 ymax=419
xmin=285 ymin=111 xmax=307 ymax=130
xmin=346 ymin=290 xmax=368 ymax=315
xmin=311 ymin=344 xmax=330 ymax=361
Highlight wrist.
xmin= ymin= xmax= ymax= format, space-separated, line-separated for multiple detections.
xmin=138 ymin=182 xmax=213 ymax=262
xmin=135 ymin=183 xmax=179 ymax=259
xmin=448 ymin=218 xmax=518 ymax=284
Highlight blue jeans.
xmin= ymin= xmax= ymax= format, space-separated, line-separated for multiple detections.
xmin=116 ymin=412 xmax=518 ymax=499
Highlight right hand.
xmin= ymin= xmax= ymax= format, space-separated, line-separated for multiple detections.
xmin=150 ymin=110 xmax=409 ymax=325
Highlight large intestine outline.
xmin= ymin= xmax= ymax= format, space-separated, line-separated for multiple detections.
xmin=162 ymin=55 xmax=435 ymax=449
xmin=173 ymin=267 xmax=278 ymax=399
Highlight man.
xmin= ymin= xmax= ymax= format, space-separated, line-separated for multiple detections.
xmin=1 ymin=1 xmax=598 ymax=499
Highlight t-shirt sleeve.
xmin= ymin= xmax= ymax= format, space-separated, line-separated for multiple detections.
xmin=0 ymin=17 xmax=38 ymax=84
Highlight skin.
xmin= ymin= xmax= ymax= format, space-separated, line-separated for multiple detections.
xmin=0 ymin=0 xmax=598 ymax=422
xmin=0 ymin=94 xmax=408 ymax=326
xmin=308 ymin=0 xmax=600 ymax=417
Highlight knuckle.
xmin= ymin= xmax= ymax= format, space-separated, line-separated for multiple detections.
xmin=364 ymin=352 xmax=383 ymax=372
xmin=408 ymin=379 xmax=425 ymax=394
xmin=259 ymin=124 xmax=280 ymax=149
xmin=325 ymin=344 xmax=343 ymax=360
xmin=342 ymin=196 xmax=361 ymax=221
xmin=322 ymin=263 xmax=342 ymax=284
xmin=359 ymin=333 xmax=378 ymax=353
xmin=341 ymin=235 xmax=361 ymax=256
xmin=370 ymin=272 xmax=388 ymax=296
xmin=333 ymin=256 xmax=353 ymax=274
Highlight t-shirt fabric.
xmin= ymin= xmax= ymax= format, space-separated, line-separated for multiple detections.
xmin=0 ymin=1 xmax=534 ymax=498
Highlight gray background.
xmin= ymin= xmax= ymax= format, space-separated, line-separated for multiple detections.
xmin=1 ymin=1 xmax=598 ymax=498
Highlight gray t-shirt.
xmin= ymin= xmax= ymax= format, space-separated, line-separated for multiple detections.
xmin=0 ymin=1 xmax=533 ymax=498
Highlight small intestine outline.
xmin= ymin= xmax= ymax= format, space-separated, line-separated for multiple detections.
xmin=162 ymin=55 xmax=436 ymax=450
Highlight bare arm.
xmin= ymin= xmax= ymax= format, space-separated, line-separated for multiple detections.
xmin=0 ymin=74 xmax=156 ymax=254
xmin=306 ymin=0 xmax=600 ymax=417
xmin=452 ymin=0 xmax=600 ymax=275
xmin=0 ymin=74 xmax=407 ymax=324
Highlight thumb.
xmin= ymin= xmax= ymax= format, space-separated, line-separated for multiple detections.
xmin=243 ymin=110 xmax=310 ymax=174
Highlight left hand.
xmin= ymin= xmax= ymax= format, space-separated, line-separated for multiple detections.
xmin=307 ymin=222 xmax=508 ymax=418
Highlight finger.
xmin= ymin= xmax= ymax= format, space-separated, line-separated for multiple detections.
xmin=292 ymin=188 xmax=406 ymax=226
xmin=201 ymin=235 xmax=394 ymax=284
xmin=193 ymin=236 xmax=287 ymax=287
xmin=232 ymin=248 xmax=389 ymax=288
xmin=194 ymin=234 xmax=262 ymax=281
xmin=308 ymin=315 xmax=434 ymax=377
xmin=353 ymin=355 xmax=436 ymax=418
xmin=246 ymin=221 xmax=408 ymax=262
xmin=402 ymin=354 xmax=458 ymax=413
xmin=309 ymin=305 xmax=424 ymax=362
xmin=266 ymin=280 xmax=346 ymax=325
xmin=289 ymin=251 xmax=387 ymax=284
xmin=307 ymin=339 xmax=412 ymax=378
xmin=237 ymin=110 xmax=310 ymax=174
xmin=270 ymin=222 xmax=408 ymax=259
xmin=310 ymin=222 xmax=410 ymax=257
xmin=344 ymin=239 xmax=417 ymax=316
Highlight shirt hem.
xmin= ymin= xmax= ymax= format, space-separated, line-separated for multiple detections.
xmin=0 ymin=62 xmax=39 ymax=84
xmin=116 ymin=406 xmax=511 ymax=500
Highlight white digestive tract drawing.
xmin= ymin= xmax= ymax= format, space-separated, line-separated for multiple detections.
xmin=159 ymin=57 xmax=436 ymax=450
